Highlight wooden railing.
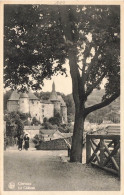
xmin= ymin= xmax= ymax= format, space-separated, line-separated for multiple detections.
xmin=86 ymin=134 xmax=120 ymax=176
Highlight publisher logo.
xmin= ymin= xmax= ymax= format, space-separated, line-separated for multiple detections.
xmin=8 ymin=182 xmax=15 ymax=190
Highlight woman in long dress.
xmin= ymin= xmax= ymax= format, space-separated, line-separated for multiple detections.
xmin=18 ymin=135 xmax=23 ymax=151
xmin=24 ymin=134 xmax=29 ymax=150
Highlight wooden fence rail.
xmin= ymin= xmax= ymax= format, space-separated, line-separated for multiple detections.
xmin=86 ymin=134 xmax=120 ymax=176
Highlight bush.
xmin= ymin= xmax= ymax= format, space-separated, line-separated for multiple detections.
xmin=49 ymin=113 xmax=62 ymax=126
xmin=42 ymin=122 xmax=58 ymax=130
xmin=31 ymin=117 xmax=41 ymax=126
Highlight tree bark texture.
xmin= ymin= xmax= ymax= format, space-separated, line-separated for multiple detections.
xmin=70 ymin=110 xmax=85 ymax=163
xmin=68 ymin=49 xmax=86 ymax=163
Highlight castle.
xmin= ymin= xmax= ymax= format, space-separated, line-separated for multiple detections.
xmin=7 ymin=82 xmax=67 ymax=124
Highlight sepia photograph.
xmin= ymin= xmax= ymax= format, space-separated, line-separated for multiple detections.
xmin=2 ymin=2 xmax=122 ymax=192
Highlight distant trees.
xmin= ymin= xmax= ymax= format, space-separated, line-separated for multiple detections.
xmin=4 ymin=90 xmax=12 ymax=110
xmin=34 ymin=92 xmax=51 ymax=100
xmin=42 ymin=113 xmax=62 ymax=129
xmin=49 ymin=113 xmax=62 ymax=126
xmin=31 ymin=117 xmax=41 ymax=126
xmin=4 ymin=111 xmax=24 ymax=137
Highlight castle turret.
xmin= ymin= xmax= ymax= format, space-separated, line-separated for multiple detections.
xmin=58 ymin=95 xmax=67 ymax=123
xmin=49 ymin=82 xmax=61 ymax=115
xmin=7 ymin=90 xmax=20 ymax=112
xmin=19 ymin=92 xmax=29 ymax=113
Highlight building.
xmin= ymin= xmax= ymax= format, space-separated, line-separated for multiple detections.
xmin=24 ymin=126 xmax=41 ymax=139
xmin=7 ymin=82 xmax=67 ymax=124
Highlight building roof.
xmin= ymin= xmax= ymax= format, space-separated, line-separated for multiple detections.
xmin=40 ymin=129 xmax=56 ymax=135
xmin=8 ymin=90 xmax=20 ymax=101
xmin=51 ymin=131 xmax=73 ymax=140
xmin=58 ymin=95 xmax=66 ymax=106
xmin=61 ymin=133 xmax=73 ymax=138
xmin=24 ymin=126 xmax=41 ymax=130
xmin=8 ymin=90 xmax=39 ymax=101
xmin=20 ymin=92 xmax=29 ymax=98
xmin=28 ymin=90 xmax=39 ymax=100
xmin=49 ymin=92 xmax=59 ymax=102
xmin=49 ymin=82 xmax=59 ymax=102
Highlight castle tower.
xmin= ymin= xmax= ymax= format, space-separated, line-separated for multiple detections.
xmin=49 ymin=82 xmax=61 ymax=115
xmin=58 ymin=95 xmax=67 ymax=123
xmin=19 ymin=92 xmax=29 ymax=113
xmin=7 ymin=90 xmax=20 ymax=112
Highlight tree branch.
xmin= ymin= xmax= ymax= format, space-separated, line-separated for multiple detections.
xmin=85 ymin=92 xmax=120 ymax=116
xmin=84 ymin=47 xmax=99 ymax=82
xmin=86 ymin=72 xmax=106 ymax=97
xmin=78 ymin=65 xmax=83 ymax=72
xmin=82 ymin=59 xmax=86 ymax=73
xmin=59 ymin=7 xmax=82 ymax=109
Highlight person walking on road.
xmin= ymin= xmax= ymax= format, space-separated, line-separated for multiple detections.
xmin=18 ymin=135 xmax=23 ymax=151
xmin=24 ymin=134 xmax=29 ymax=150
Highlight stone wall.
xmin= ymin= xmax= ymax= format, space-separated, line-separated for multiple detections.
xmin=36 ymin=137 xmax=72 ymax=150
xmin=42 ymin=103 xmax=54 ymax=119
xmin=7 ymin=100 xmax=19 ymax=112
xmin=24 ymin=130 xmax=40 ymax=139
xmin=61 ymin=106 xmax=67 ymax=123
xmin=29 ymin=100 xmax=42 ymax=122
xmin=19 ymin=98 xmax=29 ymax=113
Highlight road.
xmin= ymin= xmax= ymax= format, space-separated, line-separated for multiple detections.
xmin=4 ymin=149 xmax=120 ymax=191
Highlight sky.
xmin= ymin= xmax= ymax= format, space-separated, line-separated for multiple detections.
xmin=42 ymin=74 xmax=72 ymax=95
xmin=41 ymin=56 xmax=106 ymax=95
xmin=42 ymin=62 xmax=72 ymax=95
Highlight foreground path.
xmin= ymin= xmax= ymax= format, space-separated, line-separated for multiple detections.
xmin=4 ymin=149 xmax=120 ymax=191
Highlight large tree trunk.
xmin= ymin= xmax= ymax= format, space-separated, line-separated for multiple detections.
xmin=70 ymin=107 xmax=85 ymax=163
xmin=68 ymin=49 xmax=86 ymax=163
xmin=59 ymin=7 xmax=86 ymax=163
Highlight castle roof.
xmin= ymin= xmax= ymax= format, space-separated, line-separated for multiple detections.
xmin=20 ymin=92 xmax=29 ymax=98
xmin=28 ymin=90 xmax=39 ymax=100
xmin=49 ymin=92 xmax=59 ymax=101
xmin=8 ymin=90 xmax=20 ymax=101
xmin=58 ymin=95 xmax=66 ymax=106
xmin=8 ymin=90 xmax=39 ymax=101
xmin=49 ymin=82 xmax=59 ymax=102
xmin=40 ymin=99 xmax=52 ymax=104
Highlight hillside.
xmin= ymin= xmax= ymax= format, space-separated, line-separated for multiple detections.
xmin=62 ymin=89 xmax=120 ymax=123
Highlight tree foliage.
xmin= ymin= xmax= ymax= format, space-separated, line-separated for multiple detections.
xmin=4 ymin=5 xmax=120 ymax=96
xmin=49 ymin=113 xmax=62 ymax=126
xmin=4 ymin=111 xmax=24 ymax=136
xmin=4 ymin=5 xmax=120 ymax=162
xmin=31 ymin=117 xmax=41 ymax=126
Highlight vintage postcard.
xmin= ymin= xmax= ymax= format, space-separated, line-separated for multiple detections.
xmin=0 ymin=0 xmax=124 ymax=195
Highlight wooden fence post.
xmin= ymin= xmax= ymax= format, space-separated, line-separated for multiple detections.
xmin=100 ymin=138 xmax=105 ymax=167
xmin=86 ymin=135 xmax=91 ymax=164
xmin=114 ymin=139 xmax=118 ymax=149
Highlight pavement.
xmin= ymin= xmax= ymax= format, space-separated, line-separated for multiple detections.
xmin=4 ymin=147 xmax=120 ymax=191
